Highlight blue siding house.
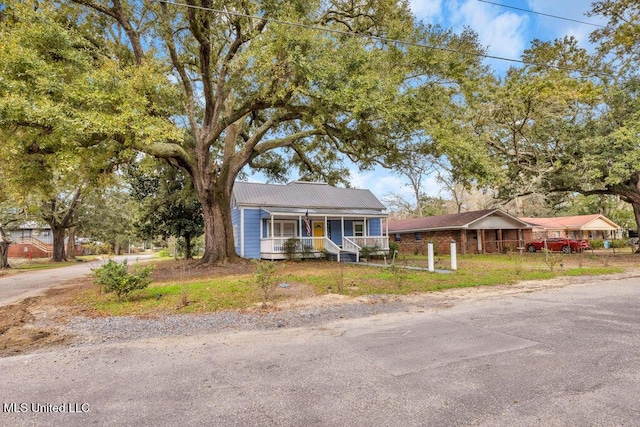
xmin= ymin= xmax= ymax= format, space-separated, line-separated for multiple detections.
xmin=231 ymin=181 xmax=389 ymax=261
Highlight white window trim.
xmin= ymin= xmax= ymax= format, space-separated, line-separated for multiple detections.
xmin=353 ymin=221 xmax=365 ymax=237
xmin=266 ymin=220 xmax=298 ymax=238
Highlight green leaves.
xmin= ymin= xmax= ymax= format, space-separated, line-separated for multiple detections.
xmin=93 ymin=259 xmax=154 ymax=302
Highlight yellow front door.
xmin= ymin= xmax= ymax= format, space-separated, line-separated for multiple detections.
xmin=313 ymin=222 xmax=324 ymax=250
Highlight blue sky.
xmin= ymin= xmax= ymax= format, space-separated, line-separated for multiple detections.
xmin=348 ymin=0 xmax=607 ymax=203
xmin=248 ymin=1 xmax=607 ymax=204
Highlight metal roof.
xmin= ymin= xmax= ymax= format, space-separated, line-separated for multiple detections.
xmin=233 ymin=181 xmax=386 ymax=211
xmin=263 ymin=207 xmax=387 ymax=217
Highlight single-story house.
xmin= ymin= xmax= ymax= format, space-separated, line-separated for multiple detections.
xmin=6 ymin=221 xmax=84 ymax=259
xmin=6 ymin=221 xmax=54 ymax=258
xmin=520 ymin=214 xmax=621 ymax=240
xmin=388 ymin=209 xmax=531 ymax=255
xmin=231 ymin=181 xmax=389 ymax=261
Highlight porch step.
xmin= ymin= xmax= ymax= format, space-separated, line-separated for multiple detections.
xmin=338 ymin=252 xmax=357 ymax=263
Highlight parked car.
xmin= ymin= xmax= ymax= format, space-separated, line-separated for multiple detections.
xmin=526 ymin=238 xmax=591 ymax=253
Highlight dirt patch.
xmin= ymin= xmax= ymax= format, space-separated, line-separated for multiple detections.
xmin=149 ymin=258 xmax=254 ymax=282
xmin=0 ymin=259 xmax=259 ymax=356
xmin=0 ymin=279 xmax=92 ymax=357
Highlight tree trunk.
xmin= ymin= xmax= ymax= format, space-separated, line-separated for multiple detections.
xmin=184 ymin=234 xmax=192 ymax=260
xmin=632 ymin=201 xmax=640 ymax=254
xmin=199 ymin=183 xmax=239 ymax=265
xmin=51 ymin=226 xmax=67 ymax=262
xmin=67 ymin=226 xmax=76 ymax=260
xmin=0 ymin=241 xmax=10 ymax=269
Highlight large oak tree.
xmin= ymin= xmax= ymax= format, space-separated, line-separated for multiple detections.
xmin=2 ymin=0 xmax=487 ymax=264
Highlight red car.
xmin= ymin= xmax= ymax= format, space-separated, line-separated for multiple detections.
xmin=526 ymin=238 xmax=591 ymax=253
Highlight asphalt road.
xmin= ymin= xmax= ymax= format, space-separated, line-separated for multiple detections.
xmin=1 ymin=273 xmax=639 ymax=426
xmin=0 ymin=255 xmax=155 ymax=306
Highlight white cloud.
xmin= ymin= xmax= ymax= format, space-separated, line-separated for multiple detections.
xmin=408 ymin=0 xmax=443 ymax=23
xmin=526 ymin=1 xmax=606 ymax=51
xmin=348 ymin=166 xmax=443 ymax=203
xmin=454 ymin=0 xmax=529 ymax=61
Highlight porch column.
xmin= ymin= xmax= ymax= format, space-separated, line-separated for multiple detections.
xmin=298 ymin=216 xmax=302 ymax=237
xmin=460 ymin=230 xmax=467 ymax=255
xmin=481 ymin=229 xmax=486 ymax=254
xmin=498 ymin=229 xmax=503 ymax=253
xmin=518 ymin=229 xmax=522 ymax=247
xmin=341 ymin=217 xmax=345 ymax=247
xmin=324 ymin=216 xmax=328 ymax=244
xmin=240 ymin=208 xmax=245 ymax=257
xmin=270 ymin=214 xmax=274 ymax=239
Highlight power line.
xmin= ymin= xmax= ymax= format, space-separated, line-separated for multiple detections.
xmin=157 ymin=0 xmax=611 ymax=77
xmin=477 ymin=0 xmax=605 ymax=28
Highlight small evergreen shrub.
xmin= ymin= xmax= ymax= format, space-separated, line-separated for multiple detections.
xmin=283 ymin=237 xmax=300 ymax=261
xmin=590 ymin=239 xmax=604 ymax=249
xmin=253 ymin=259 xmax=284 ymax=307
xmin=360 ymin=245 xmax=375 ymax=260
xmin=611 ymin=239 xmax=628 ymax=249
xmin=92 ymin=259 xmax=154 ymax=302
xmin=388 ymin=241 xmax=399 ymax=257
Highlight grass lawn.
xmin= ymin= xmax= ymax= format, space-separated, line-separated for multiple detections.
xmin=10 ymin=257 xmax=98 ymax=271
xmin=75 ymin=251 xmax=632 ymax=317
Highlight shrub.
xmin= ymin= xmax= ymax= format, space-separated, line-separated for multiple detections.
xmin=388 ymin=241 xmax=399 ymax=257
xmin=542 ymin=249 xmax=563 ymax=272
xmin=253 ymin=259 xmax=284 ymax=307
xmin=92 ymin=259 xmax=154 ymax=302
xmin=359 ymin=245 xmax=375 ymax=260
xmin=590 ymin=239 xmax=604 ymax=249
xmin=610 ymin=239 xmax=628 ymax=249
xmin=157 ymin=248 xmax=170 ymax=257
xmin=283 ymin=237 xmax=299 ymax=261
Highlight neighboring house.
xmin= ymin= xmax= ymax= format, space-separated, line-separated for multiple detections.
xmin=388 ymin=209 xmax=531 ymax=255
xmin=231 ymin=181 xmax=389 ymax=261
xmin=7 ymin=221 xmax=54 ymax=258
xmin=520 ymin=214 xmax=621 ymax=241
xmin=6 ymin=221 xmax=83 ymax=259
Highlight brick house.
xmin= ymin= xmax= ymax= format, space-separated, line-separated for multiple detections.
xmin=519 ymin=214 xmax=621 ymax=241
xmin=389 ymin=209 xmax=531 ymax=255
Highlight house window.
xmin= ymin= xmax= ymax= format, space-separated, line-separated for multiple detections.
xmin=395 ymin=233 xmax=401 ymax=242
xmin=414 ymin=232 xmax=421 ymax=241
xmin=266 ymin=220 xmax=297 ymax=238
xmin=353 ymin=222 xmax=364 ymax=237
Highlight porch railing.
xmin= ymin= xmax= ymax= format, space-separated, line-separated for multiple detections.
xmin=17 ymin=237 xmax=53 ymax=255
xmin=260 ymin=237 xmax=329 ymax=255
xmin=344 ymin=236 xmax=389 ymax=251
xmin=260 ymin=236 xmax=388 ymax=261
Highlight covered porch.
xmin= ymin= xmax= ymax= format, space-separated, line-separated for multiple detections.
xmin=259 ymin=208 xmax=389 ymax=261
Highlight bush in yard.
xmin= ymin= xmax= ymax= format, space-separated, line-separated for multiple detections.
xmin=388 ymin=241 xmax=399 ymax=257
xmin=590 ymin=239 xmax=604 ymax=249
xmin=283 ymin=237 xmax=300 ymax=261
xmin=610 ymin=239 xmax=628 ymax=249
xmin=92 ymin=259 xmax=154 ymax=302
xmin=359 ymin=245 xmax=375 ymax=261
xmin=253 ymin=259 xmax=284 ymax=307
